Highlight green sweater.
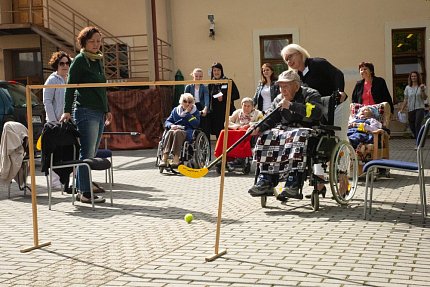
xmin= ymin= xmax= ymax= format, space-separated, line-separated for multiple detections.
xmin=64 ymin=52 xmax=108 ymax=113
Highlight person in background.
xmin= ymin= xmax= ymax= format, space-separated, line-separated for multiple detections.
xmin=352 ymin=62 xmax=394 ymax=113
xmin=60 ymin=26 xmax=112 ymax=204
xmin=208 ymin=62 xmax=240 ymax=138
xmin=281 ymin=43 xmax=347 ymax=198
xmin=253 ymin=63 xmax=279 ymax=114
xmin=214 ymin=97 xmax=263 ymax=169
xmin=43 ymin=51 xmax=71 ymax=189
xmin=184 ymin=68 xmax=210 ymax=139
xmin=160 ymin=93 xmax=200 ymax=168
xmin=400 ymin=71 xmax=427 ymax=139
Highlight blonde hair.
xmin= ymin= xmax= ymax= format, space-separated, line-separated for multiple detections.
xmin=190 ymin=68 xmax=203 ymax=76
xmin=281 ymin=44 xmax=311 ymax=63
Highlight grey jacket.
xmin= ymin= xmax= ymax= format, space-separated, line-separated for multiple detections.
xmin=43 ymin=72 xmax=66 ymax=122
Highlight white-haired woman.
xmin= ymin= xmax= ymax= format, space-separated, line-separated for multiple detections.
xmin=160 ymin=93 xmax=201 ymax=168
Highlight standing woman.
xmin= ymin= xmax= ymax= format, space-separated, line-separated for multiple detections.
xmin=43 ymin=51 xmax=71 ymax=189
xmin=400 ymin=71 xmax=427 ymax=138
xmin=60 ymin=26 xmax=112 ymax=204
xmin=184 ymin=68 xmax=210 ymax=139
xmin=281 ymin=44 xmax=345 ymax=104
xmin=253 ymin=63 xmax=279 ymax=114
xmin=208 ymin=62 xmax=240 ymax=138
xmin=351 ymin=62 xmax=394 ymax=113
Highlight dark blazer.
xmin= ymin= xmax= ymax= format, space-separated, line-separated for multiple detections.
xmin=208 ymin=77 xmax=240 ymax=136
xmin=253 ymin=82 xmax=279 ymax=113
xmin=298 ymin=57 xmax=345 ymax=97
xmin=352 ymin=76 xmax=394 ymax=113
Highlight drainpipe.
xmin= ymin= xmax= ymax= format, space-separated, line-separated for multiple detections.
xmin=151 ymin=0 xmax=159 ymax=81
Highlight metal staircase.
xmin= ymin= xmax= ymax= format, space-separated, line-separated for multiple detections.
xmin=0 ymin=0 xmax=172 ymax=81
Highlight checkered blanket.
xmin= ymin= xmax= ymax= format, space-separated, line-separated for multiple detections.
xmin=254 ymin=127 xmax=314 ymax=175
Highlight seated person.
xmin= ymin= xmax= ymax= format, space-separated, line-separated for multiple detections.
xmin=248 ymin=69 xmax=323 ymax=201
xmin=228 ymin=97 xmax=263 ymax=130
xmin=347 ymin=105 xmax=382 ymax=148
xmin=160 ymin=93 xmax=200 ymax=168
xmin=214 ymin=97 xmax=263 ymax=167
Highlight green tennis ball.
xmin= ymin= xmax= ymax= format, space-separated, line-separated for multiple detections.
xmin=184 ymin=213 xmax=193 ymax=223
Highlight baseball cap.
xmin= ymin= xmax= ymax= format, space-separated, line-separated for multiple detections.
xmin=277 ymin=69 xmax=300 ymax=83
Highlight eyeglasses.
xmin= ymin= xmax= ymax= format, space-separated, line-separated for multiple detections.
xmin=284 ymin=52 xmax=299 ymax=62
xmin=182 ymin=100 xmax=192 ymax=104
xmin=59 ymin=61 xmax=70 ymax=67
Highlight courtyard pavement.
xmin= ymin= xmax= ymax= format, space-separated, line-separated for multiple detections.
xmin=1 ymin=138 xmax=430 ymax=287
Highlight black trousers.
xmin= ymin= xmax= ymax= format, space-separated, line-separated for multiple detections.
xmin=408 ymin=108 xmax=425 ymax=138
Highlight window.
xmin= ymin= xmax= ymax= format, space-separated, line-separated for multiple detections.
xmin=259 ymin=34 xmax=292 ymax=77
xmin=391 ymin=28 xmax=426 ymax=104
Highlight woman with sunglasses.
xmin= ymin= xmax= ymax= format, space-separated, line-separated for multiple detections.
xmin=160 ymin=93 xmax=200 ymax=168
xmin=60 ymin=26 xmax=112 ymax=204
xmin=42 ymin=51 xmax=71 ymax=190
xmin=43 ymin=51 xmax=71 ymax=123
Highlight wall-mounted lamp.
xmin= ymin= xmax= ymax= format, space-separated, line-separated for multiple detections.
xmin=208 ymin=14 xmax=215 ymax=40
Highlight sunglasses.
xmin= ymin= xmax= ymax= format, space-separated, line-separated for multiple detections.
xmin=59 ymin=61 xmax=71 ymax=67
xmin=182 ymin=100 xmax=193 ymax=104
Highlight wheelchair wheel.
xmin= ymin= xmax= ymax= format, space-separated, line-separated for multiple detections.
xmin=261 ymin=195 xmax=267 ymax=208
xmin=329 ymin=140 xmax=358 ymax=205
xmin=193 ymin=132 xmax=211 ymax=168
xmin=311 ymin=190 xmax=319 ymax=211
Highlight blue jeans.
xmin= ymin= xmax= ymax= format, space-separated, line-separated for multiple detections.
xmin=74 ymin=107 xmax=105 ymax=194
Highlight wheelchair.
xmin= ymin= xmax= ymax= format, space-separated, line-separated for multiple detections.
xmin=156 ymin=128 xmax=211 ymax=174
xmin=255 ymin=94 xmax=359 ymax=211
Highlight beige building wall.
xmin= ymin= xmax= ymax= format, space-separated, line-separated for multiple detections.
xmin=170 ymin=0 xmax=430 ymax=103
xmin=0 ymin=34 xmax=40 ymax=80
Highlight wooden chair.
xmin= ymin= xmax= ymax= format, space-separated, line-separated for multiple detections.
xmin=349 ymin=102 xmax=391 ymax=175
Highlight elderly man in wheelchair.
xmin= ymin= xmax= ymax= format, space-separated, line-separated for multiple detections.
xmin=248 ymin=69 xmax=358 ymax=208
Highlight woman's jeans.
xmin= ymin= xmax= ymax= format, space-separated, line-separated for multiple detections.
xmin=408 ymin=108 xmax=425 ymax=139
xmin=74 ymin=107 xmax=105 ymax=194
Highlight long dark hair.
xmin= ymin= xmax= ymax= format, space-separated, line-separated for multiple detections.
xmin=260 ymin=63 xmax=277 ymax=85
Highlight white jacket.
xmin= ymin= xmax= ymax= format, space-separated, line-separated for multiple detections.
xmin=0 ymin=122 xmax=28 ymax=185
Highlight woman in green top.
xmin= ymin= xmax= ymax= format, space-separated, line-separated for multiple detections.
xmin=60 ymin=26 xmax=112 ymax=204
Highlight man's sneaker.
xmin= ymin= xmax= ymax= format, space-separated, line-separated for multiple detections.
xmin=276 ymin=186 xmax=301 ymax=201
xmin=248 ymin=180 xmax=274 ymax=196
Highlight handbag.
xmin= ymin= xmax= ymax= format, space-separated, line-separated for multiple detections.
xmin=397 ymin=111 xmax=407 ymax=124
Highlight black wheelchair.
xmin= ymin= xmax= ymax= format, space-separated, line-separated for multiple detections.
xmin=156 ymin=128 xmax=211 ymax=174
xmin=255 ymin=94 xmax=359 ymax=211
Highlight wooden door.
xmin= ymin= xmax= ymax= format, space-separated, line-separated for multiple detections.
xmin=13 ymin=0 xmax=43 ymax=25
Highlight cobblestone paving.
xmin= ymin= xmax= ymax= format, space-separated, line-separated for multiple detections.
xmin=0 ymin=139 xmax=429 ymax=286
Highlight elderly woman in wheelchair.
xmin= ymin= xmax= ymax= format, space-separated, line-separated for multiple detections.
xmin=248 ymin=70 xmax=323 ymax=201
xmin=159 ymin=93 xmax=201 ymax=168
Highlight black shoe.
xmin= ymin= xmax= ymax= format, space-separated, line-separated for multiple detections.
xmin=277 ymin=186 xmax=301 ymax=201
xmin=248 ymin=180 xmax=274 ymax=197
xmin=305 ymin=186 xmax=327 ymax=199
